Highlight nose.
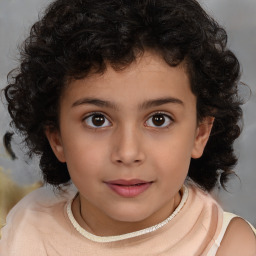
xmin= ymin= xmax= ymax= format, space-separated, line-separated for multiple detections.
xmin=111 ymin=125 xmax=146 ymax=166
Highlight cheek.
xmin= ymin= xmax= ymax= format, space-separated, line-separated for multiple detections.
xmin=151 ymin=133 xmax=195 ymax=174
xmin=65 ymin=146 xmax=106 ymax=195
xmin=154 ymin=133 xmax=195 ymax=161
xmin=63 ymin=138 xmax=108 ymax=177
xmin=153 ymin=148 xmax=191 ymax=175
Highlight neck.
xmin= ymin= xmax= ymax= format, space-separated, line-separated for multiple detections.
xmin=72 ymin=190 xmax=182 ymax=237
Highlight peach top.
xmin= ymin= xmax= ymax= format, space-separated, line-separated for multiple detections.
xmin=0 ymin=184 xmax=252 ymax=256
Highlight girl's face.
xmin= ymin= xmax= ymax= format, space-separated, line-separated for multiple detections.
xmin=47 ymin=52 xmax=213 ymax=235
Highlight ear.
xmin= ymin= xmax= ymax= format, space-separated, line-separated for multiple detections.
xmin=45 ymin=128 xmax=66 ymax=163
xmin=191 ymin=116 xmax=214 ymax=159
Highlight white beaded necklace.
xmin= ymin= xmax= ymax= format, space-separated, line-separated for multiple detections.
xmin=66 ymin=185 xmax=189 ymax=243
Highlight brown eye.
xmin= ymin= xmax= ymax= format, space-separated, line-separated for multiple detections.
xmin=146 ymin=113 xmax=172 ymax=128
xmin=92 ymin=114 xmax=105 ymax=126
xmin=84 ymin=113 xmax=111 ymax=128
xmin=152 ymin=115 xmax=165 ymax=126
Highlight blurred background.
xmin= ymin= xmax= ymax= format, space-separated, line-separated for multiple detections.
xmin=0 ymin=0 xmax=255 ymax=227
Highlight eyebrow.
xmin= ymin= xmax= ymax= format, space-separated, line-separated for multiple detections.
xmin=72 ymin=97 xmax=184 ymax=110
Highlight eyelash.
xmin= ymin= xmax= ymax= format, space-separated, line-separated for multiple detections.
xmin=83 ymin=111 xmax=174 ymax=129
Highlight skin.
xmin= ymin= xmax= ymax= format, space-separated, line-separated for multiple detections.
xmin=46 ymin=52 xmax=214 ymax=236
xmin=46 ymin=52 xmax=256 ymax=254
xmin=216 ymin=218 xmax=256 ymax=256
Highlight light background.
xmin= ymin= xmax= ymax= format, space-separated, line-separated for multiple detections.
xmin=0 ymin=0 xmax=255 ymax=225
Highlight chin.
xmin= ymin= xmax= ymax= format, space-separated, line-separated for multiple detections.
xmin=108 ymin=207 xmax=153 ymax=224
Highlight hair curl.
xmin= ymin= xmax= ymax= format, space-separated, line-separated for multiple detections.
xmin=3 ymin=0 xmax=242 ymax=191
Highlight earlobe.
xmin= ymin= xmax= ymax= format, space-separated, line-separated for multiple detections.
xmin=45 ymin=128 xmax=66 ymax=163
xmin=191 ymin=117 xmax=214 ymax=159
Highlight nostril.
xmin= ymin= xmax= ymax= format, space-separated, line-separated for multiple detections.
xmin=116 ymin=159 xmax=141 ymax=163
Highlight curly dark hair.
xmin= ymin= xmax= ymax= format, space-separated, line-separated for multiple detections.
xmin=3 ymin=0 xmax=242 ymax=191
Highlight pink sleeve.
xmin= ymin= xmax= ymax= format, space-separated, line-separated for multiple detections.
xmin=0 ymin=187 xmax=62 ymax=256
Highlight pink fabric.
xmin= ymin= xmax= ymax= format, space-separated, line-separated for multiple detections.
xmin=0 ymin=185 xmax=223 ymax=255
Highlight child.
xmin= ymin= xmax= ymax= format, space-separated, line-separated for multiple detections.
xmin=0 ymin=0 xmax=255 ymax=255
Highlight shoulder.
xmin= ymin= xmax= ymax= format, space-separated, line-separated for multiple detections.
xmin=0 ymin=186 xmax=76 ymax=255
xmin=188 ymin=185 xmax=256 ymax=255
xmin=186 ymin=184 xmax=223 ymax=223
xmin=216 ymin=216 xmax=256 ymax=256
xmin=4 ymin=185 xmax=74 ymax=218
xmin=3 ymin=185 xmax=76 ymax=226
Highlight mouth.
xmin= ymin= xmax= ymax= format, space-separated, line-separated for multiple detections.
xmin=105 ymin=179 xmax=153 ymax=198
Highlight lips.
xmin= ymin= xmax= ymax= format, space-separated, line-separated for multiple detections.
xmin=105 ymin=179 xmax=153 ymax=198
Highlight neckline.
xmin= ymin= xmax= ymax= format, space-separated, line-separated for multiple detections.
xmin=66 ymin=185 xmax=189 ymax=243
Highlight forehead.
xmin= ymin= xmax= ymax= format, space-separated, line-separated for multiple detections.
xmin=61 ymin=52 xmax=195 ymax=110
